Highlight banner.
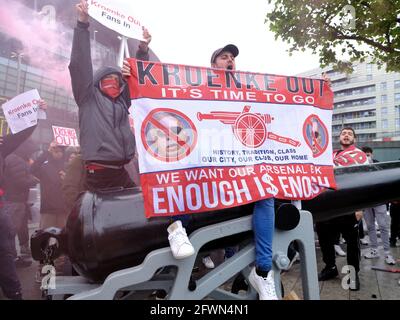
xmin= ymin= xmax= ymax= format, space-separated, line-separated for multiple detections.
xmin=127 ymin=59 xmax=336 ymax=218
xmin=52 ymin=126 xmax=79 ymax=147
xmin=88 ymin=0 xmax=144 ymax=40
xmin=1 ymin=89 xmax=41 ymax=134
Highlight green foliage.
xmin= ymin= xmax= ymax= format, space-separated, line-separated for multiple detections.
xmin=267 ymin=0 xmax=400 ymax=72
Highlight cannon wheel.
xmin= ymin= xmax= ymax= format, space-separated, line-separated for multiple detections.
xmin=233 ymin=113 xmax=267 ymax=148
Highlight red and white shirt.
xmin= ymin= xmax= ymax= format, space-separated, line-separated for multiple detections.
xmin=333 ymin=144 xmax=369 ymax=167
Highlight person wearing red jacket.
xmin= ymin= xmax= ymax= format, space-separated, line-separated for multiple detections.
xmin=316 ymin=127 xmax=367 ymax=291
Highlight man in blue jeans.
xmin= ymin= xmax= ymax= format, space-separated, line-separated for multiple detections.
xmin=122 ymin=43 xmax=278 ymax=299
xmin=210 ymin=45 xmax=277 ymax=300
xmin=248 ymin=198 xmax=276 ymax=300
xmin=166 ymin=45 xmax=277 ymax=300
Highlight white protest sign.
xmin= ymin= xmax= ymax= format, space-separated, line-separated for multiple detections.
xmin=52 ymin=126 xmax=79 ymax=147
xmin=88 ymin=0 xmax=144 ymax=40
xmin=1 ymin=89 xmax=41 ymax=134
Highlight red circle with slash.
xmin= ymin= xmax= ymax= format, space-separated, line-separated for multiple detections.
xmin=141 ymin=108 xmax=198 ymax=162
xmin=302 ymin=114 xmax=329 ymax=158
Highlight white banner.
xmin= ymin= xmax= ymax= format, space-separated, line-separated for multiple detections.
xmin=127 ymin=59 xmax=336 ymax=217
xmin=52 ymin=126 xmax=79 ymax=147
xmin=88 ymin=0 xmax=144 ymax=40
xmin=1 ymin=89 xmax=41 ymax=134
xmin=134 ymin=99 xmax=333 ymax=172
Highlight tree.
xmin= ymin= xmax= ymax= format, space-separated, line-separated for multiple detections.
xmin=267 ymin=0 xmax=400 ymax=72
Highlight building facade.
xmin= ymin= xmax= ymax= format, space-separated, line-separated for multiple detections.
xmin=299 ymin=62 xmax=400 ymax=147
xmin=0 ymin=0 xmax=159 ymax=149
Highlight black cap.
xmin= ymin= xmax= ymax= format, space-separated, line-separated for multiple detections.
xmin=210 ymin=44 xmax=239 ymax=64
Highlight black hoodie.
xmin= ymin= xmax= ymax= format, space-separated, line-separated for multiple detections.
xmin=3 ymin=139 xmax=38 ymax=202
xmin=0 ymin=126 xmax=36 ymax=187
xmin=31 ymin=150 xmax=66 ymax=215
xmin=69 ymin=21 xmax=149 ymax=165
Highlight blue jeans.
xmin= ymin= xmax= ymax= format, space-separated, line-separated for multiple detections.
xmin=0 ymin=206 xmax=22 ymax=299
xmin=253 ymin=198 xmax=275 ymax=272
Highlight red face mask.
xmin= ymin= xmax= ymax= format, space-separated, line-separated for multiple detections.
xmin=100 ymin=77 xmax=121 ymax=98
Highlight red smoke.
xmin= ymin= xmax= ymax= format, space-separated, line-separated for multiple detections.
xmin=0 ymin=0 xmax=72 ymax=92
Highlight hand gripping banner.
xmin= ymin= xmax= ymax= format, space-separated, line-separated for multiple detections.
xmin=127 ymin=59 xmax=337 ymax=218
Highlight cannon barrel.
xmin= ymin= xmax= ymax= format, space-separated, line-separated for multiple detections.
xmin=31 ymin=161 xmax=400 ymax=282
xmin=197 ymin=111 xmax=272 ymax=125
xmin=197 ymin=111 xmax=242 ymax=123
xmin=302 ymin=161 xmax=400 ymax=221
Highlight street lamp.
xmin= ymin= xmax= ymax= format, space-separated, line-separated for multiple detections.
xmin=117 ymin=36 xmax=129 ymax=68
xmin=10 ymin=52 xmax=24 ymax=95
xmin=93 ymin=30 xmax=98 ymax=59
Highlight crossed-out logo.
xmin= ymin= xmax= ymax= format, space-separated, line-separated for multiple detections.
xmin=341 ymin=265 xmax=357 ymax=290
xmin=40 ymin=265 xmax=56 ymax=290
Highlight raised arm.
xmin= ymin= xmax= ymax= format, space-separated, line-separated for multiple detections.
xmin=121 ymin=27 xmax=152 ymax=78
xmin=68 ymin=0 xmax=94 ymax=106
xmin=135 ymin=27 xmax=152 ymax=61
xmin=30 ymin=149 xmax=50 ymax=179
xmin=0 ymin=126 xmax=36 ymax=159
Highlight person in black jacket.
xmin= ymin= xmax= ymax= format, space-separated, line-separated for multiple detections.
xmin=0 ymin=100 xmax=46 ymax=300
xmin=69 ymin=0 xmax=151 ymax=191
xmin=31 ymin=141 xmax=68 ymax=279
xmin=389 ymin=201 xmax=400 ymax=247
xmin=3 ymin=139 xmax=38 ymax=263
xmin=31 ymin=141 xmax=67 ymax=230
xmin=0 ymin=126 xmax=37 ymax=300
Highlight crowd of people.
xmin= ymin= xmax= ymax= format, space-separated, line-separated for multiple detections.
xmin=0 ymin=0 xmax=399 ymax=300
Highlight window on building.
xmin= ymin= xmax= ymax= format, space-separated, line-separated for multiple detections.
xmin=381 ymin=119 xmax=388 ymax=129
xmin=26 ymin=73 xmax=42 ymax=82
xmin=381 ymin=82 xmax=387 ymax=91
xmin=395 ymin=80 xmax=400 ymax=89
xmin=395 ymin=93 xmax=400 ymax=102
xmin=7 ymin=68 xmax=18 ymax=77
xmin=396 ymin=118 xmax=400 ymax=129
xmin=381 ymin=107 xmax=388 ymax=117
xmin=335 ymin=92 xmax=346 ymax=97
xmin=381 ymin=95 xmax=387 ymax=104
xmin=366 ymin=74 xmax=373 ymax=81
xmin=366 ymin=86 xmax=376 ymax=92
xmin=366 ymin=64 xmax=373 ymax=74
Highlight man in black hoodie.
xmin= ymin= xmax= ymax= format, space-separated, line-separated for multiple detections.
xmin=69 ymin=0 xmax=151 ymax=191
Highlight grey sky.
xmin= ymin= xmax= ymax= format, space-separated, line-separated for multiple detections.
xmin=133 ymin=0 xmax=320 ymax=75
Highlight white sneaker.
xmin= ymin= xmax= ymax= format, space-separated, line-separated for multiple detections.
xmin=167 ymin=220 xmax=195 ymax=259
xmin=364 ymin=248 xmax=380 ymax=259
xmin=248 ymin=267 xmax=278 ymax=300
xmin=360 ymin=237 xmax=369 ymax=245
xmin=385 ymin=254 xmax=396 ymax=265
xmin=202 ymin=256 xmax=215 ymax=269
xmin=334 ymin=244 xmax=346 ymax=257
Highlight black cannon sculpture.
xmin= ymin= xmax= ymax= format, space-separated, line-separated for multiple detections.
xmin=31 ymin=161 xmax=400 ymax=284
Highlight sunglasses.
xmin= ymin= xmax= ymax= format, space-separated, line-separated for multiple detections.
xmin=154 ymin=126 xmax=183 ymax=137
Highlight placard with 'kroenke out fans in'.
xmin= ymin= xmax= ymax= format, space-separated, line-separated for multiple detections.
xmin=127 ymin=59 xmax=336 ymax=218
